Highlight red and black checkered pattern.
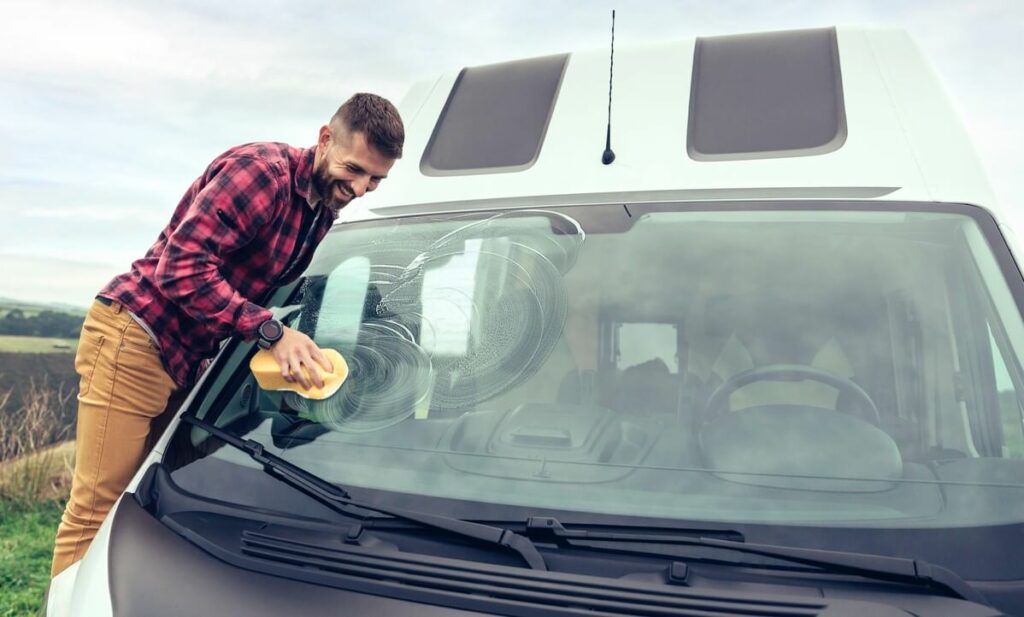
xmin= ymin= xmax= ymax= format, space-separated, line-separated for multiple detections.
xmin=100 ymin=143 xmax=335 ymax=388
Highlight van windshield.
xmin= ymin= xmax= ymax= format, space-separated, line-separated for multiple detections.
xmin=172 ymin=203 xmax=1024 ymax=529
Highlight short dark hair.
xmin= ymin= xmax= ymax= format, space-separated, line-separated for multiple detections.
xmin=332 ymin=93 xmax=404 ymax=159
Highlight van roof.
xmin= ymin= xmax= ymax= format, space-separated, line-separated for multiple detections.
xmin=345 ymin=26 xmax=997 ymax=222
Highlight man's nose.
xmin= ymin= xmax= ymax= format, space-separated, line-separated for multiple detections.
xmin=352 ymin=176 xmax=370 ymax=197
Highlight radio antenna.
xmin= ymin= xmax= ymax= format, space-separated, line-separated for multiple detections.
xmin=601 ymin=9 xmax=616 ymax=165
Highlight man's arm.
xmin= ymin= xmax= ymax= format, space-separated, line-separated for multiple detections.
xmin=154 ymin=155 xmax=333 ymax=388
xmin=153 ymin=155 xmax=278 ymax=340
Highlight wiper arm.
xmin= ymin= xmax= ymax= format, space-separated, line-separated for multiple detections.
xmin=181 ymin=414 xmax=547 ymax=570
xmin=524 ymin=517 xmax=985 ymax=605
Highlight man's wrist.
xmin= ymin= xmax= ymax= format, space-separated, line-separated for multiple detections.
xmin=256 ymin=319 xmax=284 ymax=349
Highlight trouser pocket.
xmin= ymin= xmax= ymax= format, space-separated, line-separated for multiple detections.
xmin=74 ymin=330 xmax=105 ymax=399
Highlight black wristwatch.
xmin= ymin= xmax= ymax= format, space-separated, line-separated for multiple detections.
xmin=256 ymin=319 xmax=284 ymax=350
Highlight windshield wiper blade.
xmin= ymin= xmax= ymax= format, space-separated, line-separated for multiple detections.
xmin=698 ymin=536 xmax=986 ymax=606
xmin=524 ymin=517 xmax=985 ymax=605
xmin=181 ymin=414 xmax=547 ymax=570
xmin=522 ymin=517 xmax=745 ymax=542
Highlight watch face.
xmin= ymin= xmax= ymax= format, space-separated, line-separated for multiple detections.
xmin=261 ymin=320 xmax=283 ymax=341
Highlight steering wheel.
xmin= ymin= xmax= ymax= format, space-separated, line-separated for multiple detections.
xmin=702 ymin=364 xmax=881 ymax=426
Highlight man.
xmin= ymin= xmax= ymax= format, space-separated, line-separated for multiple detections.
xmin=51 ymin=93 xmax=404 ymax=577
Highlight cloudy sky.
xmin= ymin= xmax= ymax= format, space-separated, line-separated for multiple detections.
xmin=1 ymin=0 xmax=1021 ymax=307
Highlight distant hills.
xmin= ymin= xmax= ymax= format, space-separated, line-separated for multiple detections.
xmin=0 ymin=297 xmax=87 ymax=316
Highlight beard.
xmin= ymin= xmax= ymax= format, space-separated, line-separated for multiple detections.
xmin=311 ymin=157 xmax=354 ymax=214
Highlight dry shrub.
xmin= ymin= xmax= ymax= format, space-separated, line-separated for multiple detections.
xmin=0 ymin=377 xmax=73 ymax=505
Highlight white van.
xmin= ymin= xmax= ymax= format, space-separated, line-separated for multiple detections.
xmin=48 ymin=27 xmax=1024 ymax=616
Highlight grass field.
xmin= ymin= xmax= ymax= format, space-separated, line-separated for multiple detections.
xmin=0 ymin=441 xmax=73 ymax=617
xmin=0 ymin=337 xmax=77 ymax=355
xmin=0 ymin=442 xmax=75 ymax=503
xmin=0 ymin=499 xmax=62 ymax=616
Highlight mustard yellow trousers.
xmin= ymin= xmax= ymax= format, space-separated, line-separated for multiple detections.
xmin=51 ymin=299 xmax=179 ymax=577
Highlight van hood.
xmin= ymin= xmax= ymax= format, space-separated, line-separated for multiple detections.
xmin=75 ymin=493 xmax=1001 ymax=617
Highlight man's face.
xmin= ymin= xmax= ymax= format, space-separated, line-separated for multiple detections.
xmin=312 ymin=126 xmax=395 ymax=214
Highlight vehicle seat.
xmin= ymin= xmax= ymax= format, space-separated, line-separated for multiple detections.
xmin=696 ymin=291 xmax=862 ymax=414
xmin=611 ymin=358 xmax=681 ymax=417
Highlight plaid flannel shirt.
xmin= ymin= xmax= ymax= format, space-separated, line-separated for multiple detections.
xmin=100 ymin=143 xmax=336 ymax=388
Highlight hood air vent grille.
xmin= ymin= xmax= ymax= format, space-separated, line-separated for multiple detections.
xmin=241 ymin=529 xmax=838 ymax=616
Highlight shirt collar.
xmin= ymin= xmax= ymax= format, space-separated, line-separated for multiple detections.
xmin=294 ymin=145 xmax=319 ymax=210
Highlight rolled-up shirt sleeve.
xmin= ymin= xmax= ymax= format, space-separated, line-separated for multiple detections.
xmin=153 ymin=155 xmax=278 ymax=341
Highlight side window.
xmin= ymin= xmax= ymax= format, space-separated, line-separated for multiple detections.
xmin=987 ymin=324 xmax=1024 ymax=458
xmin=957 ymin=221 xmax=1024 ymax=460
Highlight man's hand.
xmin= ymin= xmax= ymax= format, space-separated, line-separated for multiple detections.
xmin=270 ymin=327 xmax=335 ymax=390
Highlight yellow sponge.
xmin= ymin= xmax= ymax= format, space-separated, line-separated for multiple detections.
xmin=249 ymin=348 xmax=349 ymax=400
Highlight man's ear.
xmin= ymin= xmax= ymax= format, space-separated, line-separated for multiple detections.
xmin=317 ymin=125 xmax=332 ymax=148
